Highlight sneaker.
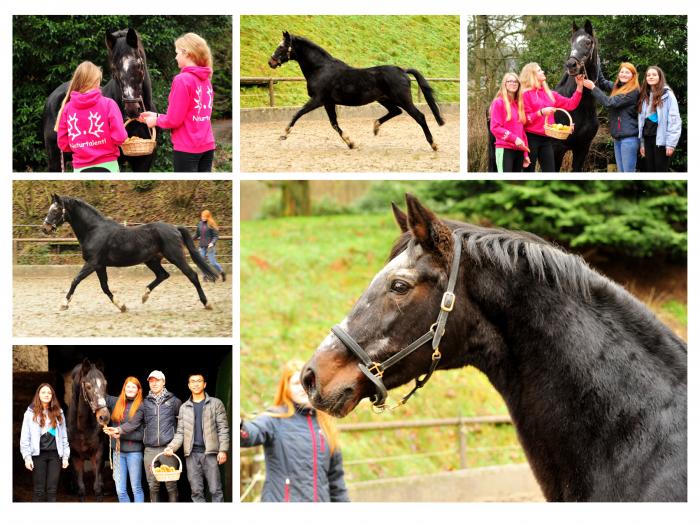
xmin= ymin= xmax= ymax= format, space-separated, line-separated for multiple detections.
xmin=220 ymin=271 xmax=226 ymax=282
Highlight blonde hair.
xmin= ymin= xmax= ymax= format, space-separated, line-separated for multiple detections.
xmin=176 ymin=33 xmax=213 ymax=74
xmin=519 ymin=62 xmax=555 ymax=102
xmin=266 ymin=359 xmax=340 ymax=454
xmin=610 ymin=62 xmax=640 ymax=97
xmin=495 ymin=72 xmax=526 ymax=123
xmin=54 ymin=61 xmax=103 ymax=132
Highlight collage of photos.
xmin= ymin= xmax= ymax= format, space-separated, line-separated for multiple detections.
xmin=4 ymin=1 xmax=692 ymax=521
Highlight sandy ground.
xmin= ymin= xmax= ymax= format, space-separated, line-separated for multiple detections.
xmin=13 ymin=268 xmax=232 ymax=337
xmin=240 ymin=113 xmax=460 ymax=172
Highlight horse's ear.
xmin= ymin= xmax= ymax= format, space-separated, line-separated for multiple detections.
xmin=391 ymin=202 xmax=409 ymax=233
xmin=283 ymin=31 xmax=290 ymax=42
xmin=126 ymin=28 xmax=139 ymax=48
xmin=572 ymin=21 xmax=579 ymax=33
xmin=81 ymin=358 xmax=91 ymax=374
xmin=106 ymin=30 xmax=117 ymax=51
xmin=584 ymin=20 xmax=594 ymax=36
xmin=405 ymin=194 xmax=452 ymax=260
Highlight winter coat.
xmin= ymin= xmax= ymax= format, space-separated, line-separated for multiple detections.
xmin=637 ymin=86 xmax=682 ymax=148
xmin=106 ymin=395 xmax=144 ymax=453
xmin=240 ymin=407 xmax=350 ymax=502
xmin=193 ymin=220 xmax=219 ymax=247
xmin=156 ymin=66 xmax=215 ymax=153
xmin=522 ymin=87 xmax=582 ymax=136
xmin=590 ymin=78 xmax=640 ymax=140
xmin=56 ymin=88 xmax=128 ymax=168
xmin=118 ymin=390 xmax=182 ymax=448
xmin=489 ymin=97 xmax=529 ymax=155
xmin=167 ymin=393 xmax=230 ymax=456
xmin=20 ymin=407 xmax=70 ymax=461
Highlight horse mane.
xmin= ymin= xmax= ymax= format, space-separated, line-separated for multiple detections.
xmin=63 ymin=197 xmax=112 ymax=223
xmin=390 ymin=221 xmax=599 ymax=299
xmin=291 ymin=34 xmax=347 ymax=65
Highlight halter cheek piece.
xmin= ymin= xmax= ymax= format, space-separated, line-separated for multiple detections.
xmin=81 ymin=381 xmax=107 ymax=414
xmin=43 ymin=206 xmax=66 ymax=228
xmin=331 ymin=229 xmax=465 ymax=411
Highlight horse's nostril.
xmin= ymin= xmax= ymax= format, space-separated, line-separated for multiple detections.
xmin=301 ymin=365 xmax=316 ymax=394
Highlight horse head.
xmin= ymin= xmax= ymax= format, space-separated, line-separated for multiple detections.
xmin=268 ymin=31 xmax=294 ymax=68
xmin=302 ymin=194 xmax=473 ymax=418
xmin=106 ymin=28 xmax=147 ymax=118
xmin=42 ymin=194 xmax=68 ymax=234
xmin=73 ymin=358 xmax=110 ymax=426
xmin=565 ymin=20 xmax=597 ymax=77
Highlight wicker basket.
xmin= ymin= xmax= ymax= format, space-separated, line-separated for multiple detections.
xmin=120 ymin=118 xmax=156 ymax=156
xmin=543 ymin=108 xmax=574 ymax=140
xmin=151 ymin=451 xmax=182 ymax=482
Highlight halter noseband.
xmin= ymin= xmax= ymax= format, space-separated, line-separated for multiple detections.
xmin=81 ymin=380 xmax=106 ymax=414
xmin=331 ymin=229 xmax=465 ymax=411
xmin=43 ymin=206 xmax=66 ymax=228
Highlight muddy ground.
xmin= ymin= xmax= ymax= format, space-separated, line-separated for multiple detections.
xmin=240 ymin=113 xmax=460 ymax=172
xmin=13 ymin=266 xmax=232 ymax=337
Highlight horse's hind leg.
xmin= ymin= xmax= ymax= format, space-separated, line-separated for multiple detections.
xmin=280 ymin=98 xmax=323 ymax=140
xmin=324 ymin=103 xmax=354 ymax=149
xmin=163 ymin=249 xmax=211 ymax=309
xmin=96 ymin=267 xmax=127 ymax=312
xmin=399 ymin=102 xmax=437 ymax=151
xmin=61 ymin=262 xmax=97 ymax=310
xmin=142 ymin=258 xmax=170 ymax=303
xmin=92 ymin=450 xmax=104 ymax=502
xmin=374 ymin=102 xmax=402 ymax=135
xmin=73 ymin=457 xmax=86 ymax=502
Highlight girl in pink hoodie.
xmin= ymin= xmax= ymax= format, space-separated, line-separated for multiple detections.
xmin=140 ymin=33 xmax=215 ymax=172
xmin=519 ymin=62 xmax=584 ymax=172
xmin=489 ymin=72 xmax=531 ymax=172
xmin=56 ymin=61 xmax=128 ymax=172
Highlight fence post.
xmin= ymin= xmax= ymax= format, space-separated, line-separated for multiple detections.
xmin=13 ymin=239 xmax=17 ymax=265
xmin=268 ymin=79 xmax=275 ymax=107
xmin=458 ymin=413 xmax=468 ymax=469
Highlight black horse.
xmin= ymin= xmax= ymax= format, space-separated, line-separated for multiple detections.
xmin=43 ymin=28 xmax=157 ymax=172
xmin=552 ymin=20 xmax=600 ymax=172
xmin=302 ymin=194 xmax=687 ymax=501
xmin=68 ymin=359 xmax=110 ymax=501
xmin=42 ymin=194 xmax=219 ymax=311
xmin=268 ymin=31 xmax=445 ymax=151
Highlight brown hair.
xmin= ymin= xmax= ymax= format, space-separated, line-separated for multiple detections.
xmin=637 ymin=66 xmax=668 ymax=114
xmin=111 ymin=377 xmax=143 ymax=423
xmin=54 ymin=61 xmax=103 ymax=132
xmin=32 ymin=383 xmax=63 ymax=429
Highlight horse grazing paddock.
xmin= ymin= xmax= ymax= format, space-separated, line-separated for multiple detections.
xmin=13 ymin=265 xmax=232 ymax=337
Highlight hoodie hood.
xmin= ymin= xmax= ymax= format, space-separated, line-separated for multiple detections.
xmin=181 ymin=66 xmax=212 ymax=81
xmin=70 ymin=88 xmax=104 ymax=109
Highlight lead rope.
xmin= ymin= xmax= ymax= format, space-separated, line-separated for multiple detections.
xmin=108 ymin=428 xmax=121 ymax=489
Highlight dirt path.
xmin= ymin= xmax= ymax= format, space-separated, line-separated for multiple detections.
xmin=240 ymin=114 xmax=460 ymax=172
xmin=13 ymin=269 xmax=232 ymax=337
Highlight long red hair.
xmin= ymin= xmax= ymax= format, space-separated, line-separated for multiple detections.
xmin=111 ymin=377 xmax=143 ymax=422
xmin=201 ymin=209 xmax=219 ymax=229
xmin=610 ymin=62 xmax=640 ymax=97
xmin=31 ymin=383 xmax=63 ymax=428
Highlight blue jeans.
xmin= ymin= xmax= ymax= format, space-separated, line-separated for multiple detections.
xmin=614 ymin=136 xmax=639 ymax=172
xmin=115 ymin=450 xmax=145 ymax=502
xmin=199 ymin=246 xmax=223 ymax=273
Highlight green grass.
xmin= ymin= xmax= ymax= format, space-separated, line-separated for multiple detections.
xmin=661 ymin=300 xmax=687 ymax=327
xmin=240 ymin=15 xmax=460 ymax=108
xmin=241 ymin=214 xmax=523 ymax=485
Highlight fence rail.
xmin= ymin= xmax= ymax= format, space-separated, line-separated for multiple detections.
xmin=241 ymin=76 xmax=460 ymax=107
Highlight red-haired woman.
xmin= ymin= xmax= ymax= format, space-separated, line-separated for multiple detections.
xmin=20 ymin=383 xmax=70 ymax=501
xmin=106 ymin=377 xmax=145 ymax=502
xmin=194 ymin=209 xmax=225 ymax=282
xmin=240 ymin=359 xmax=349 ymax=502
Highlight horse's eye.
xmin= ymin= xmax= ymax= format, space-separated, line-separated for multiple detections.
xmin=85 ymin=384 xmax=92 ymax=390
xmin=390 ymin=280 xmax=411 ymax=294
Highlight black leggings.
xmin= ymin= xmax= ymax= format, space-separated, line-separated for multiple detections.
xmin=496 ymin=148 xmax=525 ymax=172
xmin=643 ymin=136 xmax=671 ymax=172
xmin=173 ymin=149 xmax=214 ymax=172
xmin=80 ymin=167 xmax=110 ymax=172
xmin=32 ymin=450 xmax=61 ymax=502
xmin=524 ymin=133 xmax=555 ymax=172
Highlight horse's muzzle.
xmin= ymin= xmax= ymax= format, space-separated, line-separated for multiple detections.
xmin=268 ymin=57 xmax=280 ymax=68
xmin=41 ymin=222 xmax=55 ymax=234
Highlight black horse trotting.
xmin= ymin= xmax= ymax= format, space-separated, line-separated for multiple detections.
xmin=42 ymin=194 xmax=219 ymax=311
xmin=268 ymin=31 xmax=445 ymax=151
xmin=43 ymin=28 xmax=157 ymax=172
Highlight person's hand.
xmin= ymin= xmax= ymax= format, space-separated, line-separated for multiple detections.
xmin=164 ymin=447 xmax=174 ymax=456
xmin=523 ymin=157 xmax=531 ymax=169
xmin=217 ymin=452 xmax=228 ymax=465
xmin=138 ymin=111 xmax=156 ymax=122
xmin=582 ymin=79 xmax=595 ymax=90
xmin=666 ymin=147 xmax=675 ymax=157
xmin=207 ymin=242 xmax=214 ymax=249
xmin=640 ymin=146 xmax=646 ymax=158
xmin=575 ymin=74 xmax=584 ymax=90
xmin=62 ymin=458 xmax=69 ymax=469
xmin=24 ymin=458 xmax=34 ymax=471
xmin=514 ymin=137 xmax=525 ymax=149
xmin=540 ymin=107 xmax=555 ymax=117
xmin=144 ymin=115 xmax=158 ymax=128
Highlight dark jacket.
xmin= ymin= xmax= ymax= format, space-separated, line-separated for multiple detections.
xmin=591 ymin=77 xmax=640 ymax=140
xmin=168 ymin=393 xmax=230 ymax=456
xmin=241 ymin=407 xmax=350 ymax=502
xmin=119 ymin=390 xmax=182 ymax=448
xmin=106 ymin=395 xmax=144 ymax=453
xmin=193 ymin=220 xmax=219 ymax=248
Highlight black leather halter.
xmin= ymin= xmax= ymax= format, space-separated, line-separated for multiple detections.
xmin=331 ymin=229 xmax=464 ymax=410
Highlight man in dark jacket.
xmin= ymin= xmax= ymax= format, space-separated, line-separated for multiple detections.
xmin=108 ymin=370 xmax=182 ymax=502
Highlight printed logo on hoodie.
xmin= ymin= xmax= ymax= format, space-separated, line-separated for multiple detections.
xmin=67 ymin=111 xmax=107 ymax=149
xmin=193 ymin=86 xmax=214 ymax=122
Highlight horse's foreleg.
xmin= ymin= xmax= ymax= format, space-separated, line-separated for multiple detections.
xmin=143 ymin=258 xmax=170 ymax=303
xmin=401 ymin=103 xmax=437 ymax=151
xmin=92 ymin=451 xmax=104 ymax=502
xmin=73 ymin=457 xmax=86 ymax=502
xmin=61 ymin=262 xmax=97 ymax=310
xmin=96 ymin=267 xmax=126 ymax=312
xmin=281 ymin=98 xmax=323 ymax=140
xmin=374 ymin=102 xmax=402 ymax=136
xmin=324 ymin=103 xmax=355 ymax=149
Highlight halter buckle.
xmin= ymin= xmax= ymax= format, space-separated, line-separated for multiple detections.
xmin=441 ymin=291 xmax=456 ymax=312
xmin=432 ymin=348 xmax=442 ymax=361
xmin=367 ymin=362 xmax=384 ymax=378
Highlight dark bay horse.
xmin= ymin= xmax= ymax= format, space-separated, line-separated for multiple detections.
xmin=68 ymin=359 xmax=110 ymax=501
xmin=302 ymin=194 xmax=687 ymax=501
xmin=268 ymin=31 xmax=445 ymax=151
xmin=43 ymin=28 xmax=157 ymax=172
xmin=42 ymin=194 xmax=219 ymax=311
xmin=552 ymin=20 xmax=600 ymax=171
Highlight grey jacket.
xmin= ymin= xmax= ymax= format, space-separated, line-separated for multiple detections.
xmin=638 ymin=86 xmax=682 ymax=148
xmin=591 ymin=78 xmax=640 ymax=140
xmin=167 ymin=393 xmax=230 ymax=456
xmin=240 ymin=407 xmax=350 ymax=502
xmin=20 ymin=407 xmax=70 ymax=461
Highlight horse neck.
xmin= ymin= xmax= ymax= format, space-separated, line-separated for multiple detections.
xmin=70 ymin=383 xmax=95 ymax=430
xmin=65 ymin=200 xmax=107 ymax=242
xmin=294 ymin=40 xmax=338 ymax=77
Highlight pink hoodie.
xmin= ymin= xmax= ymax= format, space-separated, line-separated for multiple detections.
xmin=522 ymin=87 xmax=582 ymax=136
xmin=489 ymin=97 xmax=529 ymax=154
xmin=57 ymin=89 xmax=127 ymax=168
xmin=156 ymin=66 xmax=215 ymax=153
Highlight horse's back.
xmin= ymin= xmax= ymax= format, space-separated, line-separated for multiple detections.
xmin=321 ymin=64 xmax=409 ymax=106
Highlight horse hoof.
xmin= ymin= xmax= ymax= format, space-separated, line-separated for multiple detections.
xmin=142 ymin=291 xmax=151 ymax=303
xmin=279 ymin=135 xmax=287 ymax=141
xmin=120 ymin=304 xmax=127 ymax=313
xmin=431 ymin=143 xmax=439 ymax=152
xmin=60 ymin=304 xmax=69 ymax=311
xmin=373 ymin=121 xmax=380 ymax=136
xmin=348 ymin=142 xmax=355 ymax=149
xmin=204 ymin=302 xmax=213 ymax=310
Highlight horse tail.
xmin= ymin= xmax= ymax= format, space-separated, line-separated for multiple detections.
xmin=405 ymin=68 xmax=445 ymax=126
xmin=177 ymin=226 xmax=219 ymax=281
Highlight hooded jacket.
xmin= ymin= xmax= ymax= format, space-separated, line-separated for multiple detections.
xmin=57 ymin=88 xmax=128 ymax=168
xmin=20 ymin=406 xmax=70 ymax=461
xmin=522 ymin=87 xmax=582 ymax=136
xmin=590 ymin=77 xmax=640 ymax=140
xmin=241 ymin=407 xmax=350 ymax=502
xmin=489 ymin=96 xmax=529 ymax=156
xmin=637 ymin=86 xmax=682 ymax=149
xmin=156 ymin=66 xmax=215 ymax=153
